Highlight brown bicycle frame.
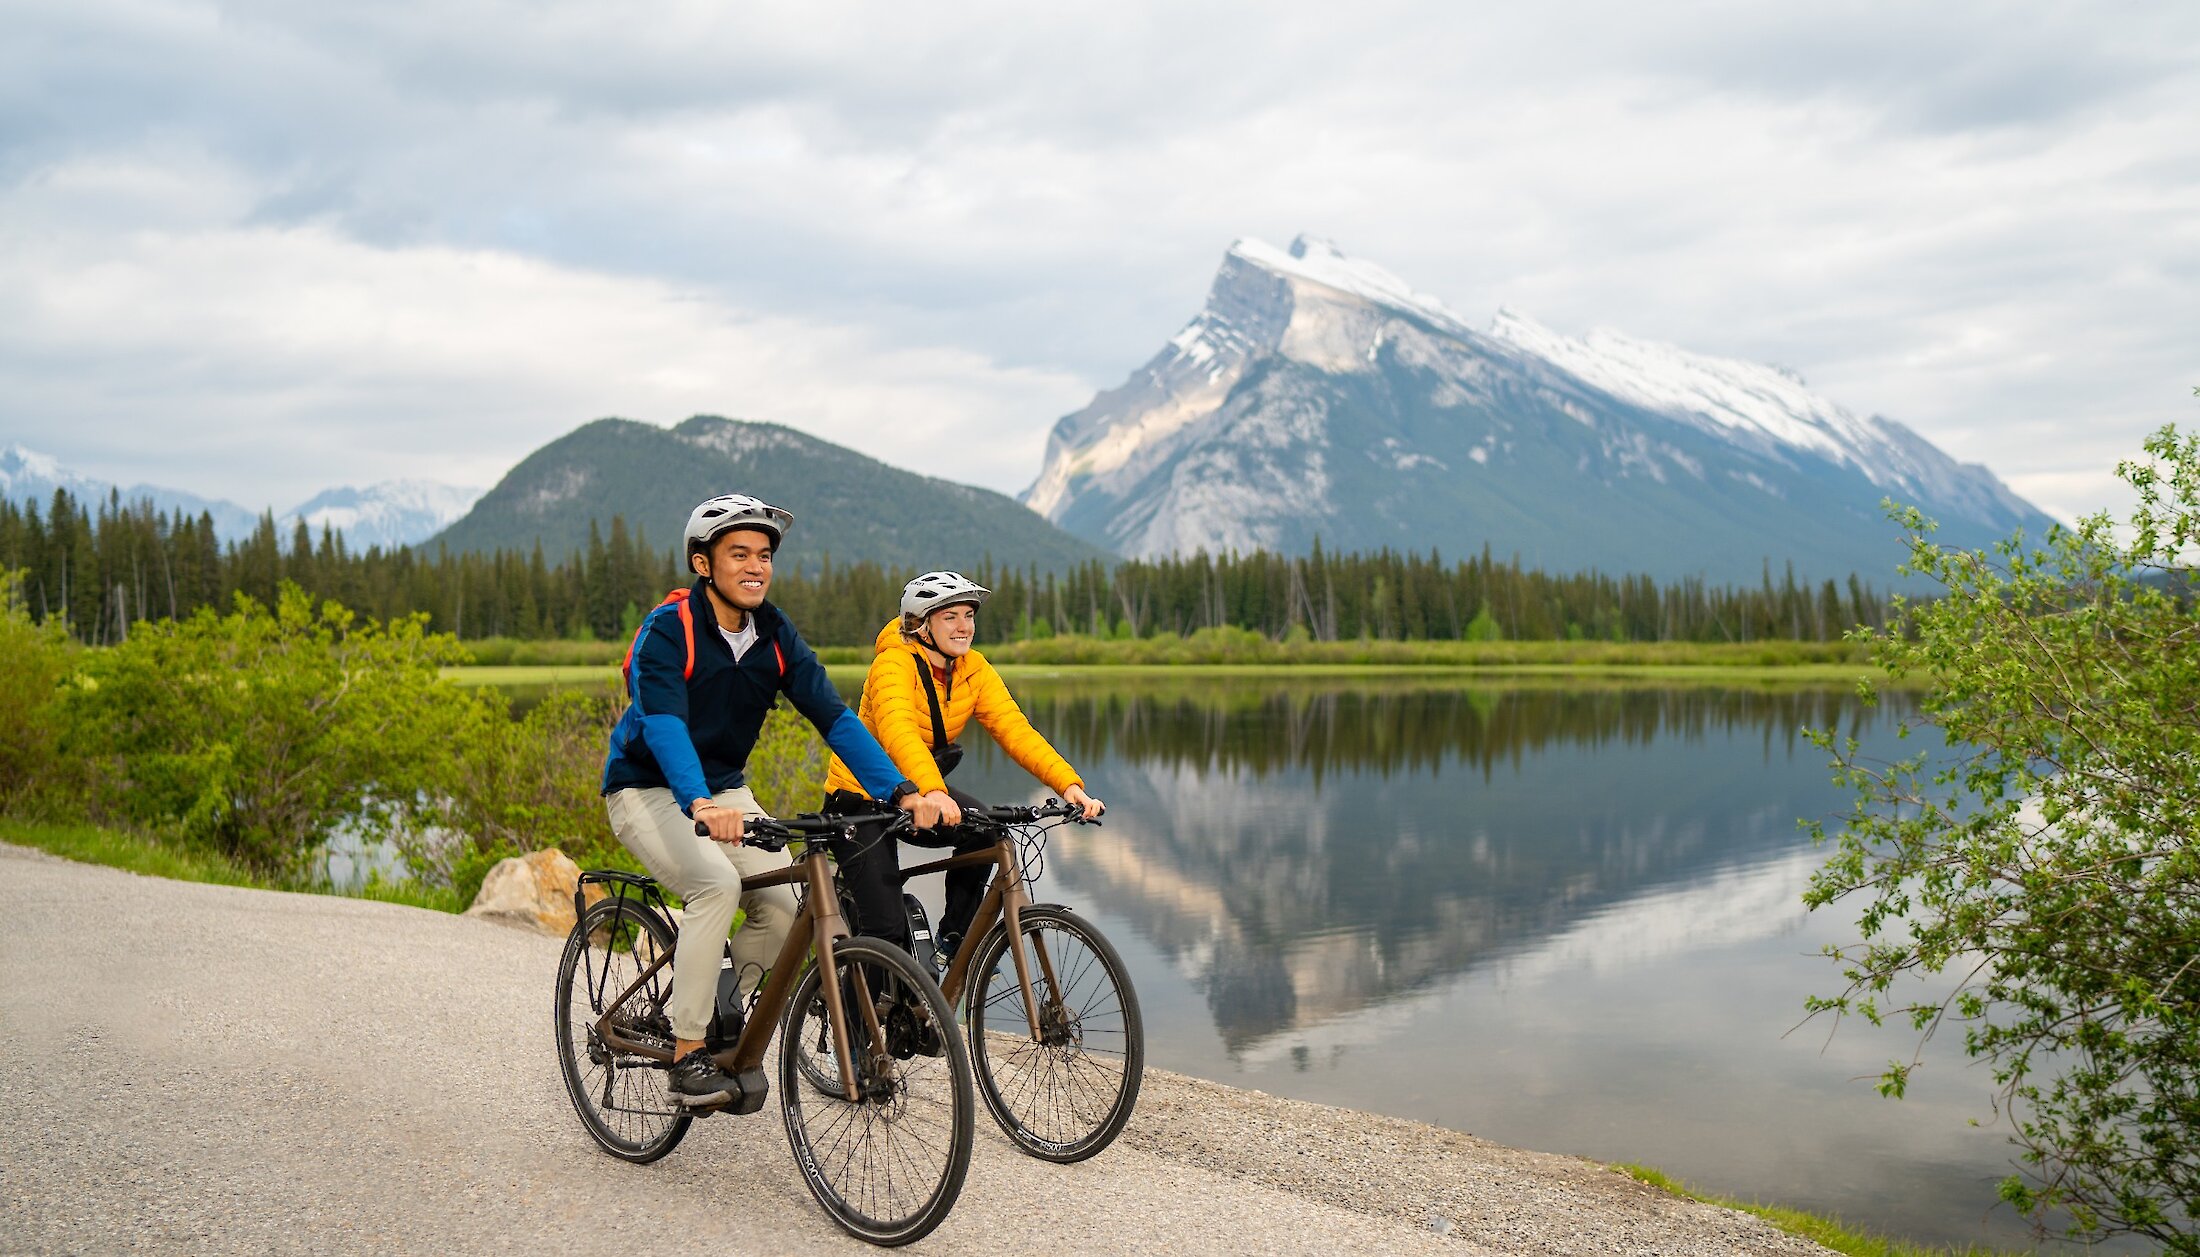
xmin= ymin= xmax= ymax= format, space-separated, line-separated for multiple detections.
xmin=590 ymin=842 xmax=884 ymax=1101
xmin=903 ymin=833 xmax=1064 ymax=1041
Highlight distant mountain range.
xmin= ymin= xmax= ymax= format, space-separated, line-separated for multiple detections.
xmin=0 ymin=445 xmax=479 ymax=550
xmin=286 ymin=481 xmax=484 ymax=552
xmin=1021 ymin=236 xmax=2054 ymax=583
xmin=430 ymin=415 xmax=1109 ymax=574
xmin=12 ymin=235 xmax=2059 ymax=586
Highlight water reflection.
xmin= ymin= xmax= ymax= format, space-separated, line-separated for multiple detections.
xmin=964 ymin=685 xmax=1876 ymax=1055
xmin=945 ymin=678 xmax=2121 ymax=1251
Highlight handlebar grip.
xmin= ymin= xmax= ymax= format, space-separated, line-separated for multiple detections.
xmin=692 ymin=818 xmax=790 ymax=851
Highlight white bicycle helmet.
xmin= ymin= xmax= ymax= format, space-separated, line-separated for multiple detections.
xmin=684 ymin=493 xmax=793 ymax=553
xmin=901 ymin=571 xmax=990 ymax=623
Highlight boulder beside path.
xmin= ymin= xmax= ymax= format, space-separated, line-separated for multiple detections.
xmin=464 ymin=848 xmax=600 ymax=935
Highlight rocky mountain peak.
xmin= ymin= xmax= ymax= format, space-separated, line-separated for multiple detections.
xmin=1020 ymin=236 xmax=2055 ymax=580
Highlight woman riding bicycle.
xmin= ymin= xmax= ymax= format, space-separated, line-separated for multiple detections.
xmin=821 ymin=570 xmax=1105 ymax=964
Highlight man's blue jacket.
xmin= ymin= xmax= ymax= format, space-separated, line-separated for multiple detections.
xmin=600 ymin=578 xmax=912 ymax=815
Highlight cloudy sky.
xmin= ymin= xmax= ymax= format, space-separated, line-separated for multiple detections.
xmin=4 ymin=1 xmax=2196 ymax=521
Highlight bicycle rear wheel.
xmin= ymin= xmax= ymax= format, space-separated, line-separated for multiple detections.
xmin=779 ymin=938 xmax=973 ymax=1246
xmin=967 ymin=905 xmax=1143 ymax=1162
xmin=554 ymin=896 xmax=691 ymax=1163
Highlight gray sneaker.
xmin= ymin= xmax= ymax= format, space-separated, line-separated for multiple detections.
xmin=668 ymin=1048 xmax=737 ymax=1106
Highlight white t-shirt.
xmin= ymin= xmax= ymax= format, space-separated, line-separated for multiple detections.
xmin=719 ymin=616 xmax=757 ymax=663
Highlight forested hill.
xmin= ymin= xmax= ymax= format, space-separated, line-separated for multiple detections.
xmin=433 ymin=415 xmax=1111 ymax=574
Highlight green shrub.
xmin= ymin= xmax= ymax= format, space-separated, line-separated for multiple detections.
xmin=58 ymin=584 xmax=479 ymax=881
xmin=416 ymin=681 xmax=831 ymax=889
xmin=1807 ymin=425 xmax=2200 ymax=1251
xmin=423 ymin=684 xmax=627 ymax=881
xmin=0 ymin=571 xmax=71 ymax=813
xmin=745 ymin=702 xmax=830 ymax=818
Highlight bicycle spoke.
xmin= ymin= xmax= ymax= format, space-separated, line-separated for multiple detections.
xmin=779 ymin=940 xmax=973 ymax=1243
xmin=556 ymin=898 xmax=690 ymax=1163
xmin=969 ymin=908 xmax=1143 ymax=1162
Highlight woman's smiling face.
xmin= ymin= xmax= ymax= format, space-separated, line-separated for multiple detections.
xmin=927 ymin=603 xmax=977 ymax=657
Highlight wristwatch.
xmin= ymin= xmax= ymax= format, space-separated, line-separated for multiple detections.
xmin=886 ymin=780 xmax=920 ymax=806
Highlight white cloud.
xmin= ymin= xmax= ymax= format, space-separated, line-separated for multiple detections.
xmin=0 ymin=156 xmax=1088 ymax=507
xmin=1 ymin=0 xmax=2196 ymax=518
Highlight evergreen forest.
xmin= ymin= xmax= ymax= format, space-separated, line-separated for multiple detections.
xmin=0 ymin=489 xmax=1892 ymax=647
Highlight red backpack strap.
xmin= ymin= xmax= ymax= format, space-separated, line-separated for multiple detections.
xmin=773 ymin=640 xmax=785 ymax=677
xmin=620 ymin=590 xmax=698 ymax=691
xmin=671 ymin=591 xmax=696 ymax=680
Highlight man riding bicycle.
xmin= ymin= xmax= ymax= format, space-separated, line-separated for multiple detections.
xmin=821 ymin=570 xmax=1104 ymax=966
xmin=600 ymin=494 xmax=942 ymax=1107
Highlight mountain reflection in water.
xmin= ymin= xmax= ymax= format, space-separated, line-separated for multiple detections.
xmin=937 ymin=677 xmax=2111 ymax=1251
xmin=956 ymin=683 xmax=1877 ymax=1055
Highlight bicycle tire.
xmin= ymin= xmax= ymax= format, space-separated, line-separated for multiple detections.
xmin=967 ymin=905 xmax=1144 ymax=1162
xmin=779 ymin=937 xmax=974 ymax=1246
xmin=554 ymin=896 xmax=692 ymax=1163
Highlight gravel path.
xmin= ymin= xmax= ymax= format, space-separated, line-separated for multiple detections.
xmin=0 ymin=844 xmax=1831 ymax=1255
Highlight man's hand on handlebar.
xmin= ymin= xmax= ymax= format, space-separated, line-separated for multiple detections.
xmin=693 ymin=797 xmax=746 ymax=844
xmin=905 ymin=789 xmax=960 ymax=829
xmin=1062 ymin=783 xmax=1105 ymax=822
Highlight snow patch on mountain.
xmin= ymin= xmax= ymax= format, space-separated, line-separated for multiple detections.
xmin=1231 ymin=236 xmax=1471 ymax=334
xmin=3 ymin=444 xmax=262 ymax=539
xmin=3 ymin=444 xmax=479 ymax=549
xmin=284 ymin=480 xmax=483 ymax=551
xmin=1486 ymin=310 xmax=1885 ymax=473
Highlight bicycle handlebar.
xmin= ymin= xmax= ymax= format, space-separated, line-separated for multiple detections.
xmin=693 ymin=809 xmax=908 ymax=850
xmin=691 ymin=799 xmax=1094 ymax=846
xmin=962 ymin=798 xmax=1103 ymax=828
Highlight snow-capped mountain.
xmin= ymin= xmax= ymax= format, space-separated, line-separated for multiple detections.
xmin=284 ymin=481 xmax=483 ymax=552
xmin=1022 ymin=235 xmax=2054 ymax=582
xmin=1 ymin=444 xmax=478 ymax=549
xmin=2 ymin=443 xmax=262 ymax=539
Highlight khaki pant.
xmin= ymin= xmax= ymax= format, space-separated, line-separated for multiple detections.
xmin=604 ymin=784 xmax=799 ymax=1042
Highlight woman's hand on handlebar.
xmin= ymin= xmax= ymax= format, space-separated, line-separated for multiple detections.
xmin=693 ymin=797 xmax=746 ymax=844
xmin=1062 ymin=784 xmax=1105 ymax=822
xmin=905 ymin=789 xmax=960 ymax=829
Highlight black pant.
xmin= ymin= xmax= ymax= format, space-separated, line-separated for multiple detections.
xmin=823 ymin=787 xmax=993 ymax=956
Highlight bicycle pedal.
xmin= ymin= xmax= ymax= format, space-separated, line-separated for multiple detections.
xmin=673 ymin=1066 xmax=769 ymax=1116
xmin=725 ymin=1066 xmax=769 ymax=1115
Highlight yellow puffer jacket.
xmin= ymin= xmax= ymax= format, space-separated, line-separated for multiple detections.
xmin=822 ymin=620 xmax=1082 ymax=800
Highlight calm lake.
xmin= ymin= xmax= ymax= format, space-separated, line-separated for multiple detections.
xmin=927 ymin=674 xmax=2106 ymax=1253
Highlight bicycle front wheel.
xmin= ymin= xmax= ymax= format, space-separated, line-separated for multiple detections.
xmin=779 ymin=938 xmax=974 ymax=1246
xmin=968 ymin=905 xmax=1144 ymax=1162
xmin=554 ymin=896 xmax=691 ymax=1163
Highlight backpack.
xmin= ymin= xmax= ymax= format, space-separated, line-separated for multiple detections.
xmin=621 ymin=590 xmax=697 ymax=697
xmin=619 ymin=588 xmax=786 ymax=698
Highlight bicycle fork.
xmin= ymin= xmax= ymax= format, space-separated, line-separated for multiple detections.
xmin=940 ymin=840 xmax=1070 ymax=1045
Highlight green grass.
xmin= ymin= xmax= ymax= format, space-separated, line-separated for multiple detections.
xmin=443 ymin=664 xmax=618 ymax=687
xmin=0 ymin=817 xmax=265 ymax=887
xmin=0 ymin=818 xmax=464 ymax=914
xmin=444 ymin=659 xmax=1899 ymax=692
xmin=1615 ymin=1164 xmax=2031 ymax=1257
xmin=988 ymin=660 xmax=1893 ymax=685
xmin=455 ymin=633 xmax=1884 ymax=672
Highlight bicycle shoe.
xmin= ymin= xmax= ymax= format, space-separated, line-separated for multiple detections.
xmin=668 ymin=1048 xmax=739 ymax=1106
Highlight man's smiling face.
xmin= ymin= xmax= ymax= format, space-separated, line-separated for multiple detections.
xmin=697 ymin=528 xmax=774 ymax=610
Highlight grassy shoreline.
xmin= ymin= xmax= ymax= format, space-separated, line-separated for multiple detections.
xmin=3 ymin=819 xmax=2020 ymax=1256
xmin=444 ymin=659 xmax=1898 ymax=689
xmin=1614 ymin=1166 xmax=2027 ymax=1257
xmin=459 ymin=633 xmax=1880 ymax=670
xmin=0 ymin=818 xmax=466 ymax=913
